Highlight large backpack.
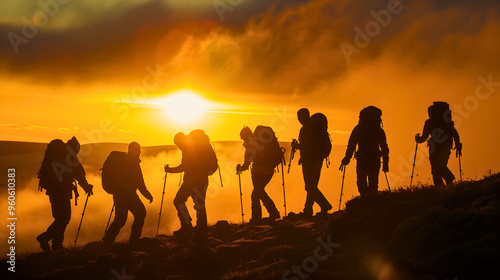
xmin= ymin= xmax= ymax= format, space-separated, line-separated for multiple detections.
xmin=37 ymin=139 xmax=66 ymax=192
xmin=308 ymin=113 xmax=332 ymax=159
xmin=430 ymin=101 xmax=453 ymax=125
xmin=189 ymin=129 xmax=219 ymax=176
xmin=101 ymin=151 xmax=132 ymax=194
xmin=253 ymin=126 xmax=283 ymax=168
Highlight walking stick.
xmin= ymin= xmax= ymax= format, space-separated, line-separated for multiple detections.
xmin=410 ymin=142 xmax=418 ymax=188
xmin=339 ymin=164 xmax=346 ymax=211
xmin=74 ymin=193 xmax=90 ymax=247
xmin=156 ymin=166 xmax=168 ymax=236
xmin=103 ymin=203 xmax=115 ymax=239
xmin=281 ymin=148 xmax=287 ymax=216
xmin=384 ymin=172 xmax=391 ymax=191
xmin=237 ymin=165 xmax=244 ymax=224
xmin=458 ymin=153 xmax=463 ymax=181
xmin=288 ymin=146 xmax=297 ymax=174
xmin=218 ymin=165 xmax=224 ymax=188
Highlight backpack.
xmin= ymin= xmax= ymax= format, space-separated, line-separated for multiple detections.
xmin=37 ymin=139 xmax=66 ymax=192
xmin=253 ymin=125 xmax=283 ymax=168
xmin=101 ymin=151 xmax=132 ymax=194
xmin=430 ymin=101 xmax=453 ymax=126
xmin=189 ymin=129 xmax=219 ymax=176
xmin=308 ymin=113 xmax=332 ymax=159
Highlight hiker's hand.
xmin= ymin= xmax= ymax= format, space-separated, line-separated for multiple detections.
xmin=455 ymin=143 xmax=462 ymax=157
xmin=341 ymin=157 xmax=350 ymax=166
xmin=339 ymin=164 xmax=346 ymax=172
xmin=291 ymin=139 xmax=299 ymax=149
xmin=415 ymin=133 xmax=421 ymax=142
xmin=84 ymin=184 xmax=94 ymax=196
xmin=383 ymin=162 xmax=389 ymax=173
xmin=164 ymin=165 xmax=171 ymax=173
xmin=236 ymin=165 xmax=243 ymax=174
xmin=148 ymin=196 xmax=153 ymax=204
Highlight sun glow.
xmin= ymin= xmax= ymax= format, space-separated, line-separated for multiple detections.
xmin=161 ymin=90 xmax=211 ymax=125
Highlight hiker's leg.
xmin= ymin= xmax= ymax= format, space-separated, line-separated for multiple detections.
xmin=47 ymin=194 xmax=71 ymax=247
xmin=356 ymin=158 xmax=369 ymax=196
xmin=302 ymin=162 xmax=314 ymax=215
xmin=193 ymin=179 xmax=209 ymax=231
xmin=367 ymin=157 xmax=381 ymax=194
xmin=253 ymin=173 xmax=279 ymax=217
xmin=439 ymin=149 xmax=455 ymax=184
xmin=104 ymin=197 xmax=128 ymax=242
xmin=429 ymin=149 xmax=444 ymax=187
xmin=129 ymin=195 xmax=147 ymax=242
xmin=174 ymin=182 xmax=193 ymax=227
xmin=308 ymin=158 xmax=332 ymax=211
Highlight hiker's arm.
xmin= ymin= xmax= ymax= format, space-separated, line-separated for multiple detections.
xmin=165 ymin=163 xmax=184 ymax=173
xmin=73 ymin=163 xmax=93 ymax=195
xmin=136 ymin=165 xmax=153 ymax=202
xmin=452 ymin=127 xmax=462 ymax=156
xmin=237 ymin=147 xmax=252 ymax=172
xmin=380 ymin=129 xmax=390 ymax=172
xmin=344 ymin=127 xmax=358 ymax=161
xmin=415 ymin=120 xmax=431 ymax=143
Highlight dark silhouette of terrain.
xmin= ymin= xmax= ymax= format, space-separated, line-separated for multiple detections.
xmin=2 ymin=174 xmax=499 ymax=280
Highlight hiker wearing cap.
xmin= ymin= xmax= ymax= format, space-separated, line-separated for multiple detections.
xmin=103 ymin=142 xmax=153 ymax=244
xmin=292 ymin=108 xmax=333 ymax=216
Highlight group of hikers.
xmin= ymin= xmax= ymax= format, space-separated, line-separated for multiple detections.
xmin=36 ymin=102 xmax=462 ymax=252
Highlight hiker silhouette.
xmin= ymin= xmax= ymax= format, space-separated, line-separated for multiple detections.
xmin=341 ymin=106 xmax=389 ymax=197
xmin=102 ymin=142 xmax=153 ymax=244
xmin=291 ymin=108 xmax=333 ymax=216
xmin=237 ymin=126 xmax=281 ymax=223
xmin=415 ymin=102 xmax=462 ymax=186
xmin=165 ymin=130 xmax=216 ymax=236
xmin=36 ymin=137 xmax=94 ymax=252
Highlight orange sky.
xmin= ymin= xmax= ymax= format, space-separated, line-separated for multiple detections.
xmin=1 ymin=0 xmax=500 ymax=176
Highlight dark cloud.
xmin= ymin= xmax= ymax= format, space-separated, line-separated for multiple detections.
xmin=1 ymin=0 xmax=499 ymax=96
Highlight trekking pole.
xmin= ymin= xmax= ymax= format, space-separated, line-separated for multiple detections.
xmin=384 ymin=172 xmax=391 ymax=191
xmin=288 ymin=146 xmax=296 ymax=174
xmin=218 ymin=165 xmax=224 ymax=188
xmin=339 ymin=164 xmax=346 ymax=211
xmin=410 ymin=142 xmax=418 ymax=188
xmin=156 ymin=166 xmax=168 ymax=236
xmin=459 ymin=153 xmax=463 ymax=181
xmin=237 ymin=165 xmax=244 ymax=224
xmin=103 ymin=203 xmax=115 ymax=239
xmin=281 ymin=148 xmax=287 ymax=216
xmin=74 ymin=193 xmax=90 ymax=247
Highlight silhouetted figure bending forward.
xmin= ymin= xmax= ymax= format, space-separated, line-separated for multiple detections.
xmin=103 ymin=142 xmax=153 ymax=244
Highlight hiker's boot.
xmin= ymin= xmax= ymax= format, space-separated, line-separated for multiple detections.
xmin=269 ymin=212 xmax=280 ymax=221
xmin=51 ymin=243 xmax=66 ymax=252
xmin=173 ymin=224 xmax=194 ymax=236
xmin=36 ymin=234 xmax=51 ymax=252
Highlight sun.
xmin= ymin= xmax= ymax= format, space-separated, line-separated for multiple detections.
xmin=162 ymin=90 xmax=210 ymax=125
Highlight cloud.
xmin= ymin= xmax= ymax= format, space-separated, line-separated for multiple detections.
xmin=2 ymin=0 xmax=498 ymax=99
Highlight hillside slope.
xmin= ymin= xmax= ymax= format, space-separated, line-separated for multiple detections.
xmin=2 ymin=174 xmax=499 ymax=280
